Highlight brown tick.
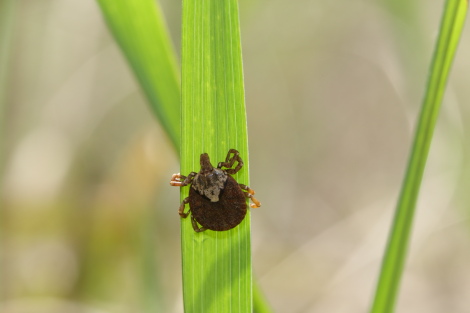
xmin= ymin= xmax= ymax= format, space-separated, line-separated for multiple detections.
xmin=170 ymin=149 xmax=261 ymax=232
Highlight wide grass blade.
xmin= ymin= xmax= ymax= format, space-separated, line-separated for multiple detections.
xmin=370 ymin=1 xmax=468 ymax=312
xmin=180 ymin=0 xmax=252 ymax=312
xmin=96 ymin=0 xmax=181 ymax=151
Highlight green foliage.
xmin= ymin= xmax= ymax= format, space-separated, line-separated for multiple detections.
xmin=370 ymin=1 xmax=468 ymax=312
xmin=253 ymin=281 xmax=274 ymax=313
xmin=0 ymin=0 xmax=15 ymax=293
xmin=96 ymin=1 xmax=181 ymax=311
xmin=96 ymin=0 xmax=181 ymax=151
xmin=97 ymin=0 xmax=261 ymax=312
xmin=0 ymin=0 xmax=15 ymax=160
xmin=180 ymin=1 xmax=252 ymax=312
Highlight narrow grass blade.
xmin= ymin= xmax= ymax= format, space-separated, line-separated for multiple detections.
xmin=0 ymin=0 xmax=15 ymax=158
xmin=370 ymin=1 xmax=468 ymax=312
xmin=180 ymin=0 xmax=252 ymax=312
xmin=0 ymin=0 xmax=16 ymax=292
xmin=95 ymin=1 xmax=180 ymax=311
xmin=96 ymin=0 xmax=181 ymax=151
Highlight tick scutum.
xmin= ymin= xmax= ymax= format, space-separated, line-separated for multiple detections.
xmin=189 ymin=175 xmax=247 ymax=231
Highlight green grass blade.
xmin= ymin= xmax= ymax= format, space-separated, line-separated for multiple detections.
xmin=97 ymin=1 xmax=272 ymax=311
xmin=96 ymin=0 xmax=181 ymax=151
xmin=0 ymin=0 xmax=15 ymax=157
xmin=180 ymin=0 xmax=252 ymax=312
xmin=370 ymin=1 xmax=468 ymax=312
xmin=95 ymin=1 xmax=180 ymax=311
xmin=0 ymin=0 xmax=16 ymax=293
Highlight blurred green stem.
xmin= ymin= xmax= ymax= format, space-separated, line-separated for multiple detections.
xmin=0 ymin=0 xmax=15 ymax=164
xmin=97 ymin=0 xmax=181 ymax=151
xmin=0 ymin=0 xmax=16 ymax=301
xmin=253 ymin=281 xmax=274 ymax=313
xmin=370 ymin=1 xmax=467 ymax=312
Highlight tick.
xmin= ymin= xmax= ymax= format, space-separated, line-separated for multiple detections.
xmin=170 ymin=149 xmax=261 ymax=232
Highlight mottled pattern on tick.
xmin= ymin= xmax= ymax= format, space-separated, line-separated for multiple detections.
xmin=189 ymin=175 xmax=247 ymax=231
xmin=170 ymin=149 xmax=260 ymax=232
xmin=192 ymin=168 xmax=227 ymax=202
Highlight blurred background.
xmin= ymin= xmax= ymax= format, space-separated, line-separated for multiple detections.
xmin=1 ymin=0 xmax=470 ymax=312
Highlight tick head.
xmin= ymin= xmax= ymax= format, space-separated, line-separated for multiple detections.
xmin=193 ymin=152 xmax=228 ymax=202
xmin=200 ymin=153 xmax=214 ymax=175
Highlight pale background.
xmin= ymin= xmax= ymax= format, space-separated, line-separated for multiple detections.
xmin=1 ymin=0 xmax=470 ymax=312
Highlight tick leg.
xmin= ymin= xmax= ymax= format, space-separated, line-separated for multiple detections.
xmin=191 ymin=215 xmax=207 ymax=232
xmin=217 ymin=149 xmax=243 ymax=175
xmin=170 ymin=172 xmax=197 ymax=186
xmin=178 ymin=197 xmax=190 ymax=218
xmin=239 ymin=184 xmax=261 ymax=208
xmin=179 ymin=199 xmax=207 ymax=232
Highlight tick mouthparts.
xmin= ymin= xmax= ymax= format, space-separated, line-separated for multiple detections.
xmin=200 ymin=153 xmax=214 ymax=170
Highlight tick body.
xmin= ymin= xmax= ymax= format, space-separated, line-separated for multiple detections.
xmin=170 ymin=149 xmax=261 ymax=232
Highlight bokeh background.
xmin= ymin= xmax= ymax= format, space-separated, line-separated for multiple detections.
xmin=1 ymin=0 xmax=470 ymax=312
